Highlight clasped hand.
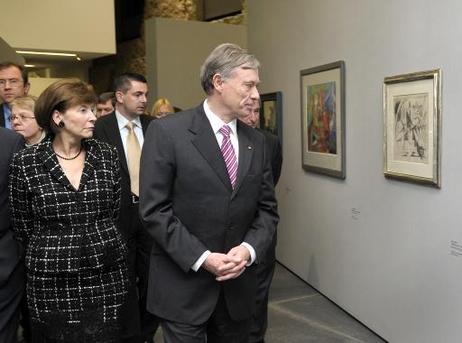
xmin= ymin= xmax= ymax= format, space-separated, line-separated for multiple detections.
xmin=203 ymin=246 xmax=250 ymax=281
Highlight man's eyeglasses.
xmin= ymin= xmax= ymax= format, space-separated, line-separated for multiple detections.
xmin=0 ymin=78 xmax=23 ymax=88
xmin=9 ymin=113 xmax=36 ymax=122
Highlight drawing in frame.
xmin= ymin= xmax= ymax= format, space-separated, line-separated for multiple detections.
xmin=300 ymin=61 xmax=345 ymax=178
xmin=383 ymin=69 xmax=441 ymax=187
xmin=259 ymin=92 xmax=283 ymax=144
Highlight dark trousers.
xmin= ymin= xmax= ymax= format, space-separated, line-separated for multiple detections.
xmin=121 ymin=201 xmax=159 ymax=343
xmin=0 ymin=264 xmax=24 ymax=343
xmin=249 ymin=256 xmax=276 ymax=343
xmin=161 ymin=290 xmax=251 ymax=343
xmin=19 ymin=285 xmax=31 ymax=342
xmin=135 ymin=210 xmax=159 ymax=342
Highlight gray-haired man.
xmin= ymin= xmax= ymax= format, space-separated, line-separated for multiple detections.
xmin=140 ymin=43 xmax=278 ymax=342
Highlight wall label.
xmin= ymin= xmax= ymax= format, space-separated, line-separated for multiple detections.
xmin=351 ymin=208 xmax=360 ymax=220
xmin=450 ymin=240 xmax=462 ymax=257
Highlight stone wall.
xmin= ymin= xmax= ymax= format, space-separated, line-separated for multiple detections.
xmin=91 ymin=0 xmax=245 ymax=93
xmin=145 ymin=0 xmax=198 ymax=19
xmin=211 ymin=0 xmax=246 ymax=25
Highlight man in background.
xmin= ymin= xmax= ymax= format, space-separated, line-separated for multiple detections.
xmin=240 ymin=101 xmax=282 ymax=185
xmin=96 ymin=92 xmax=115 ymax=118
xmin=94 ymin=73 xmax=157 ymax=343
xmin=0 ymin=62 xmax=30 ymax=129
xmin=0 ymin=128 xmax=24 ymax=342
xmin=240 ymin=101 xmax=282 ymax=343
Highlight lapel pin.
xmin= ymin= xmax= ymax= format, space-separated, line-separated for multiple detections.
xmin=248 ymin=146 xmax=252 ymax=150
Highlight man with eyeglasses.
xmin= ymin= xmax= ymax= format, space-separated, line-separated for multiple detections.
xmin=0 ymin=62 xmax=31 ymax=342
xmin=0 ymin=62 xmax=30 ymax=129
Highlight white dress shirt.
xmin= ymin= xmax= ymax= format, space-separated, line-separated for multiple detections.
xmin=115 ymin=110 xmax=144 ymax=158
xmin=203 ymin=99 xmax=239 ymax=162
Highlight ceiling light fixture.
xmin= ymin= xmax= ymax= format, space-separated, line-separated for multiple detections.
xmin=16 ymin=50 xmax=78 ymax=57
xmin=24 ymin=64 xmax=36 ymax=68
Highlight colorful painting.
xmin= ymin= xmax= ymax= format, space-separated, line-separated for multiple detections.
xmin=306 ymin=82 xmax=337 ymax=154
xmin=300 ymin=61 xmax=345 ymax=179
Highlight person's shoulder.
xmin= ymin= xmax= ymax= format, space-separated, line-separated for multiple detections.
xmin=11 ymin=138 xmax=45 ymax=165
xmin=257 ymin=128 xmax=278 ymax=142
xmin=238 ymin=121 xmax=264 ymax=140
xmin=169 ymin=106 xmax=198 ymax=120
xmin=152 ymin=105 xmax=199 ymax=129
xmin=140 ymin=113 xmax=154 ymax=122
xmin=95 ymin=112 xmax=116 ymax=127
xmin=0 ymin=128 xmax=24 ymax=160
xmin=86 ymin=138 xmax=116 ymax=155
xmin=0 ymin=126 xmax=21 ymax=142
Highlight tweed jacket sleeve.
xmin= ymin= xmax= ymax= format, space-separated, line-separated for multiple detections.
xmin=110 ymin=146 xmax=122 ymax=223
xmin=9 ymin=148 xmax=33 ymax=247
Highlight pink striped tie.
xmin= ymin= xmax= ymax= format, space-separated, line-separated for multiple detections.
xmin=219 ymin=125 xmax=238 ymax=188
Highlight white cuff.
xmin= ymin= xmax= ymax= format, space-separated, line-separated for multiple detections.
xmin=191 ymin=250 xmax=211 ymax=272
xmin=241 ymin=242 xmax=256 ymax=266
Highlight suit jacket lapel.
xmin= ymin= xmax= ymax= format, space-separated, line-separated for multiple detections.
xmin=105 ymin=113 xmax=129 ymax=176
xmin=78 ymin=139 xmax=99 ymax=191
xmin=140 ymin=115 xmax=151 ymax=135
xmin=39 ymin=140 xmax=74 ymax=190
xmin=190 ymin=106 xmax=233 ymax=192
xmin=232 ymin=121 xmax=253 ymax=198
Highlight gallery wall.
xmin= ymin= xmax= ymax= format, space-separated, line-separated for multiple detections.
xmin=144 ymin=17 xmax=246 ymax=110
xmin=248 ymin=0 xmax=462 ymax=342
xmin=28 ymin=77 xmax=64 ymax=98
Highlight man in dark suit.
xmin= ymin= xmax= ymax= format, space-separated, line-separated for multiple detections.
xmin=93 ymin=73 xmax=157 ymax=343
xmin=0 ymin=128 xmax=24 ymax=343
xmin=140 ymin=43 xmax=279 ymax=342
xmin=240 ymin=101 xmax=282 ymax=185
xmin=240 ymin=102 xmax=282 ymax=343
xmin=0 ymin=62 xmax=30 ymax=129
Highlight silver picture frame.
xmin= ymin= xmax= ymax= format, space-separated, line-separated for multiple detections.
xmin=383 ymin=69 xmax=442 ymax=187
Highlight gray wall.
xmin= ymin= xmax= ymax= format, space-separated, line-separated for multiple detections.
xmin=0 ymin=37 xmax=24 ymax=64
xmin=145 ymin=17 xmax=246 ymax=111
xmin=248 ymin=0 xmax=462 ymax=342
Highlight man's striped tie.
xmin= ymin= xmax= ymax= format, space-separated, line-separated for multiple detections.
xmin=219 ymin=124 xmax=237 ymax=188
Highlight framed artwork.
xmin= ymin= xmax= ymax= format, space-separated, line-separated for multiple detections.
xmin=300 ymin=61 xmax=345 ymax=178
xmin=383 ymin=69 xmax=442 ymax=187
xmin=259 ymin=92 xmax=283 ymax=143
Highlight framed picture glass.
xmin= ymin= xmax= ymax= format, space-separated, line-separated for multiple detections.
xmin=383 ymin=69 xmax=442 ymax=187
xmin=259 ymin=92 xmax=283 ymax=144
xmin=300 ymin=61 xmax=345 ymax=179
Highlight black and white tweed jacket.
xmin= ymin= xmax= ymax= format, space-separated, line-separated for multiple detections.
xmin=9 ymin=138 xmax=129 ymax=339
xmin=9 ymin=138 xmax=127 ymax=274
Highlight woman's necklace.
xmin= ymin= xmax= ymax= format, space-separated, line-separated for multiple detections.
xmin=54 ymin=145 xmax=83 ymax=160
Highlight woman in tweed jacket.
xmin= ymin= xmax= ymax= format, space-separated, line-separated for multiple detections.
xmin=9 ymin=79 xmax=128 ymax=342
